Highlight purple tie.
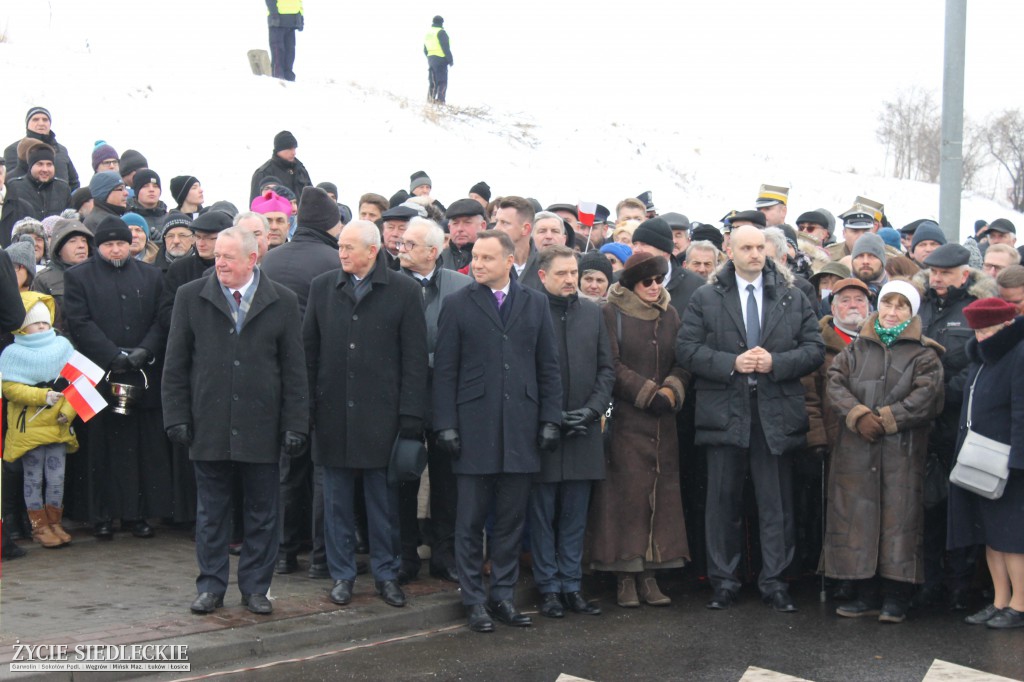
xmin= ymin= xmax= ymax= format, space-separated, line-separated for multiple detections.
xmin=494 ymin=291 xmax=505 ymax=308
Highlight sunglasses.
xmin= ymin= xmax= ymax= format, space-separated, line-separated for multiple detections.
xmin=640 ymin=275 xmax=665 ymax=287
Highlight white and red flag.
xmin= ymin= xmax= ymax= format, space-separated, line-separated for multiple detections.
xmin=63 ymin=376 xmax=107 ymax=422
xmin=578 ymin=201 xmax=597 ymax=227
xmin=60 ymin=351 xmax=105 ymax=386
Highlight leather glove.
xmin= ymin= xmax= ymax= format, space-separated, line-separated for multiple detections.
xmin=167 ymin=424 xmax=193 ymax=447
xmin=109 ymin=352 xmax=132 ymax=373
xmin=562 ymin=408 xmax=598 ymax=429
xmin=281 ymin=431 xmax=307 ymax=456
xmin=435 ymin=428 xmax=461 ymax=460
xmin=126 ymin=347 xmax=151 ymax=369
xmin=648 ymin=391 xmax=674 ymax=416
xmin=855 ymin=412 xmax=885 ymax=443
xmin=399 ymin=415 xmax=424 ymax=441
xmin=537 ymin=422 xmax=561 ymax=453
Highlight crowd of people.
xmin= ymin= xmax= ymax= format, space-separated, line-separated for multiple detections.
xmin=1 ymin=105 xmax=1023 ymax=634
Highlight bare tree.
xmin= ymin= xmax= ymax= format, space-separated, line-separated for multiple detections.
xmin=985 ymin=109 xmax=1024 ymax=211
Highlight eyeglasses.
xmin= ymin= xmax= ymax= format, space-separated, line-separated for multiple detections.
xmin=797 ymin=224 xmax=821 ymax=232
xmin=396 ymin=240 xmax=423 ymax=251
xmin=98 ymin=160 xmax=119 ymax=169
xmin=640 ymin=275 xmax=665 ymax=287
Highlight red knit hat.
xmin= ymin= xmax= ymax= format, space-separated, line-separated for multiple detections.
xmin=963 ymin=297 xmax=1018 ymax=330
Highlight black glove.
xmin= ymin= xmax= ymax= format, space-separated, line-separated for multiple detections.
xmin=126 ymin=347 xmax=151 ymax=369
xmin=435 ymin=429 xmax=461 ymax=460
xmin=167 ymin=423 xmax=192 ymax=447
xmin=537 ymin=422 xmax=561 ymax=452
xmin=562 ymin=408 xmax=598 ymax=429
xmin=648 ymin=392 xmax=674 ymax=416
xmin=109 ymin=352 xmax=132 ymax=373
xmin=281 ymin=431 xmax=307 ymax=456
xmin=399 ymin=415 xmax=424 ymax=441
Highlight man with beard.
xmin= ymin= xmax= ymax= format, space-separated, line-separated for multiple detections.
xmin=63 ymin=216 xmax=171 ymax=539
xmin=439 ymin=199 xmax=487 ymax=272
xmin=850 ymin=233 xmax=889 ymax=305
xmin=1 ymin=144 xmax=71 ymax=246
xmin=127 ymin=170 xmax=168 ymax=233
xmin=3 ymin=107 xmax=80 ymax=190
xmin=251 ymin=190 xmax=293 ymax=250
xmin=83 ymin=172 xmax=128 ymax=232
xmin=250 ymin=131 xmax=312 ymax=203
xmin=154 ymin=213 xmax=195 ymax=273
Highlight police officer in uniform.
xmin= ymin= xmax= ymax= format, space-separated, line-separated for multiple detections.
xmin=423 ymin=16 xmax=454 ymax=103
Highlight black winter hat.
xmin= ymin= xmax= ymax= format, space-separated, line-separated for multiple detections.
xmin=170 ymin=175 xmax=199 ymax=206
xmin=410 ymin=171 xmax=431 ymax=193
xmin=469 ymin=181 xmax=491 ymax=201
xmin=729 ymin=210 xmax=767 ymax=228
xmin=690 ymin=224 xmax=724 ymax=251
xmin=390 ymin=189 xmax=410 ymax=208
xmin=132 ymin=168 xmax=161 ymax=195
xmin=274 ymin=130 xmax=298 ymax=153
xmin=619 ymin=252 xmax=669 ymax=290
xmin=579 ymin=250 xmax=613 ymax=284
xmin=25 ymin=106 xmax=51 ymax=127
xmin=162 ymin=211 xmax=193 ymax=232
xmin=316 ymin=181 xmax=339 ymax=198
xmin=432 ymin=15 xmax=444 ymax=26
xmin=93 ymin=215 xmax=132 ymax=246
xmin=70 ymin=187 xmax=93 ymax=211
xmin=631 ymin=217 xmax=674 ymax=255
xmin=298 ymin=187 xmax=340 ymax=232
xmin=119 ymin=149 xmax=148 ymax=177
xmin=190 ymin=211 xmax=232 ymax=234
xmin=27 ymin=144 xmax=55 ymax=169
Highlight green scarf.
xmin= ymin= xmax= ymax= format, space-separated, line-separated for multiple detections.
xmin=874 ymin=317 xmax=911 ymax=347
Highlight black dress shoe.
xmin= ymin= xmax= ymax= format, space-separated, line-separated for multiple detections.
xmin=965 ymin=603 xmax=1001 ymax=625
xmin=241 ymin=593 xmax=273 ymax=615
xmin=764 ymin=589 xmax=798 ymax=613
xmin=540 ymin=593 xmax=565 ymax=618
xmin=466 ymin=604 xmax=494 ymax=633
xmin=330 ymin=579 xmax=354 ymax=605
xmin=128 ymin=520 xmax=154 ymax=538
xmin=486 ymin=599 xmax=531 ymax=627
xmin=308 ymin=563 xmax=330 ymax=579
xmin=430 ymin=565 xmax=460 ymax=583
xmin=879 ymin=598 xmax=907 ymax=623
xmin=94 ymin=521 xmax=114 ymax=540
xmin=376 ymin=580 xmax=407 ymax=607
xmin=190 ymin=592 xmax=224 ymax=614
xmin=987 ymin=607 xmax=1024 ymax=629
xmin=1 ymin=542 xmax=27 ymax=560
xmin=561 ymin=591 xmax=601 ymax=615
xmin=275 ymin=555 xmax=298 ymax=574
xmin=707 ymin=588 xmax=736 ymax=610
xmin=836 ymin=599 xmax=882 ymax=618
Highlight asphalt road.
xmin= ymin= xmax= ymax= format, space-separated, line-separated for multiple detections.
xmin=184 ymin=578 xmax=1024 ymax=682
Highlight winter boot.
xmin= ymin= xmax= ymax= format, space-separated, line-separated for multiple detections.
xmin=45 ymin=505 xmax=72 ymax=545
xmin=616 ymin=573 xmax=640 ymax=608
xmin=638 ymin=571 xmax=672 ymax=606
xmin=27 ymin=509 xmax=63 ymax=548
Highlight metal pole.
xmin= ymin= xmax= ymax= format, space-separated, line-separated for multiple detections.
xmin=939 ymin=0 xmax=967 ymax=244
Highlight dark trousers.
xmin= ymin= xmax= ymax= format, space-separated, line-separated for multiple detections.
xmin=194 ymin=460 xmax=279 ymax=596
xmin=277 ymin=445 xmax=325 ymax=565
xmin=427 ymin=433 xmax=458 ymax=571
xmin=323 ymin=466 xmax=400 ymax=582
xmin=455 ymin=473 xmax=531 ymax=605
xmin=705 ymin=396 xmax=794 ymax=596
xmin=427 ymin=57 xmax=448 ymax=103
xmin=398 ymin=476 xmax=422 ymax=573
xmin=527 ymin=480 xmax=592 ymax=594
xmin=269 ymin=27 xmax=296 ymax=81
xmin=923 ymin=501 xmax=976 ymax=591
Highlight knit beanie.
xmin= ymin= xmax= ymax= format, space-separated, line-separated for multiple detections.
xmin=469 ymin=181 xmax=491 ymax=201
xmin=619 ymin=252 xmax=669 ymax=290
xmin=851 ymin=232 xmax=887 ymax=264
xmin=119 ymin=149 xmax=148 ymax=177
xmin=410 ymin=171 xmax=432 ymax=193
xmin=93 ymin=215 xmax=132 ymax=246
xmin=297 ymin=187 xmax=340 ymax=232
xmin=316 ymin=181 xmax=339 ymax=198
xmin=6 ymin=236 xmax=38 ymax=275
xmin=132 ymin=168 xmax=161 ymax=195
xmin=162 ymin=211 xmax=194 ymax=232
xmin=89 ymin=171 xmax=122 ymax=202
xmin=122 ymin=212 xmax=150 ymax=240
xmin=27 ymin=144 xmax=55 ymax=169
xmin=273 ymin=130 xmax=298 ymax=153
xmin=631 ymin=217 xmax=674 ymax=255
xmin=599 ymin=241 xmax=633 ymax=265
xmin=878 ymin=280 xmax=921 ymax=317
xmin=251 ymin=190 xmax=294 ymax=216
xmin=25 ymin=106 xmax=51 ymax=127
xmin=71 ymin=187 xmax=93 ymax=211
xmin=21 ymin=300 xmax=50 ymax=330
xmin=390 ymin=189 xmax=410 ymax=208
xmin=910 ymin=221 xmax=946 ymax=251
xmin=579 ymin=250 xmax=613 ymax=284
xmin=877 ymin=227 xmax=902 ymax=251
xmin=91 ymin=140 xmax=119 ymax=172
xmin=170 ymin=175 xmax=200 ymax=206
xmin=963 ymin=297 xmax=1019 ymax=330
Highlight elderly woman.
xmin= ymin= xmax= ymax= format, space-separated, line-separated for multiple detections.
xmin=586 ymin=253 xmax=689 ymax=607
xmin=821 ymin=279 xmax=945 ymax=624
xmin=948 ymin=298 xmax=1024 ymax=629
xmin=123 ymin=212 xmax=158 ymax=264
xmin=578 ymin=251 xmax=612 ymax=303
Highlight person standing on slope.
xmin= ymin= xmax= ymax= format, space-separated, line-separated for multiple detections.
xmin=424 ymin=16 xmax=454 ymax=104
xmin=267 ymin=0 xmax=303 ymax=82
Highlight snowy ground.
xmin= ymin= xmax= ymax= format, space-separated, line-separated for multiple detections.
xmin=1 ymin=1 xmax=1022 ymax=238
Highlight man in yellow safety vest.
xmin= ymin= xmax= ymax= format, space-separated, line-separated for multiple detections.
xmin=423 ymin=16 xmax=454 ymax=104
xmin=266 ymin=0 xmax=303 ymax=82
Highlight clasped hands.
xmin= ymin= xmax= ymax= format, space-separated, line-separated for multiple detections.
xmin=734 ymin=347 xmax=772 ymax=374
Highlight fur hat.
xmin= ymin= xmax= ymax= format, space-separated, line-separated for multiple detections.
xmin=619 ymin=252 xmax=669 ymax=290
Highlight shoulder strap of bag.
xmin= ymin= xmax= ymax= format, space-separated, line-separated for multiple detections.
xmin=966 ymin=363 xmax=984 ymax=429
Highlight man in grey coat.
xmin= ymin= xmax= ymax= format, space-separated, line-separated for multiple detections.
xmin=677 ymin=225 xmax=824 ymax=614
xmin=163 ymin=227 xmax=309 ymax=616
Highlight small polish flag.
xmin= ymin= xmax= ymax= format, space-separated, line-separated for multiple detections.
xmin=60 ymin=351 xmax=105 ymax=386
xmin=63 ymin=376 xmax=107 ymax=422
xmin=578 ymin=201 xmax=597 ymax=227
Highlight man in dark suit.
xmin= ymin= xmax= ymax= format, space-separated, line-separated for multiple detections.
xmin=677 ymin=225 xmax=824 ymax=614
xmin=163 ymin=226 xmax=309 ymax=615
xmin=303 ymin=220 xmax=428 ymax=609
xmin=396 ymin=217 xmax=472 ymax=583
xmin=433 ymin=229 xmax=563 ymax=633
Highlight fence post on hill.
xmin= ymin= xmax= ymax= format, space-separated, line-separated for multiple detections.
xmin=939 ymin=0 xmax=967 ymax=244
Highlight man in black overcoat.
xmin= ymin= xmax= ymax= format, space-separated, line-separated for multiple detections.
xmin=432 ymin=230 xmax=563 ymax=633
xmin=163 ymin=227 xmax=308 ymax=615
xmin=303 ymin=220 xmax=428 ymax=609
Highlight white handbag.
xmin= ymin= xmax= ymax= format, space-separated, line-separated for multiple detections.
xmin=949 ymin=364 xmax=1011 ymax=500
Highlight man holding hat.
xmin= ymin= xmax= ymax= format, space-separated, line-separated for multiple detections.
xmin=127 ymin=169 xmax=168 ymax=232
xmin=914 ymin=242 xmax=998 ymax=610
xmin=1 ymin=144 xmax=71 ymax=246
xmin=631 ymin=216 xmax=703 ymax=319
xmin=249 ymin=131 xmax=312 ymax=204
xmin=4 ymin=107 xmax=80 ymax=191
xmin=440 ymin=198 xmax=487 ymax=272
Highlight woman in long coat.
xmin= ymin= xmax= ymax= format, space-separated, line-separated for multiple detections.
xmin=586 ymin=252 xmax=689 ymax=608
xmin=822 ymin=280 xmax=944 ymax=623
xmin=948 ymin=298 xmax=1024 ymax=629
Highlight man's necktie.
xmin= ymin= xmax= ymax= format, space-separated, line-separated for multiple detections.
xmin=494 ymin=291 xmax=505 ymax=308
xmin=233 ymin=290 xmax=242 ymax=307
xmin=419 ymin=277 xmax=431 ymax=287
xmin=745 ymin=283 xmax=760 ymax=347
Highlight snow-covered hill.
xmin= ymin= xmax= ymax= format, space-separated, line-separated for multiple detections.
xmin=2 ymin=2 xmax=1022 ymax=239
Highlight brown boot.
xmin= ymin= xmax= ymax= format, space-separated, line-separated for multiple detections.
xmin=27 ymin=509 xmax=63 ymax=548
xmin=45 ymin=505 xmax=72 ymax=545
xmin=638 ymin=570 xmax=672 ymax=606
xmin=616 ymin=572 xmax=640 ymax=608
